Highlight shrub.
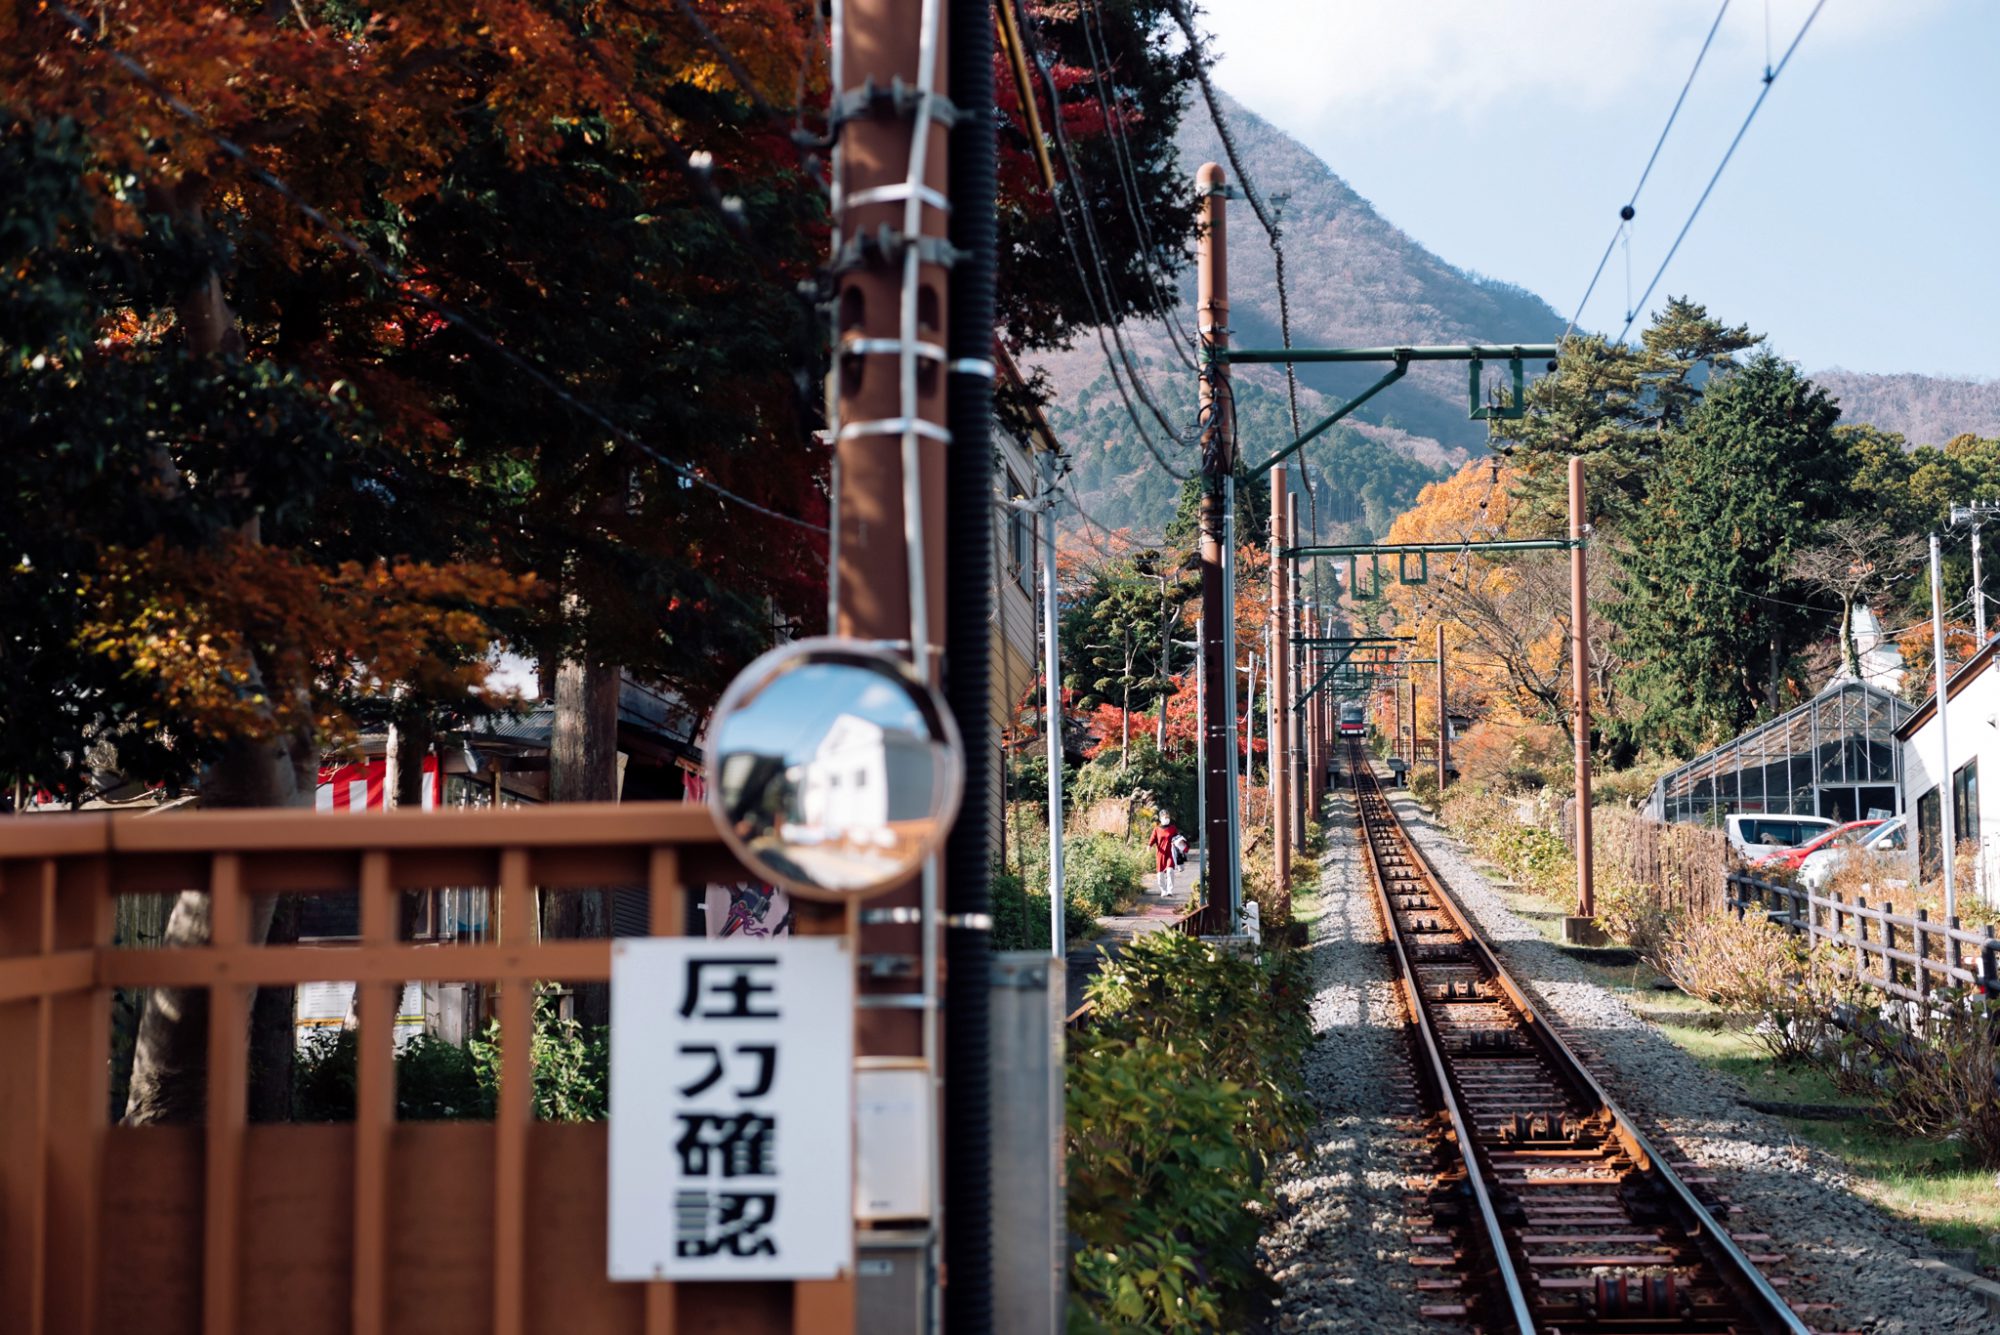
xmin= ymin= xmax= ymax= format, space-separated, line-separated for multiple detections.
xmin=1408 ymin=769 xmax=1439 ymax=809
xmin=1593 ymin=875 xmax=1676 ymax=959
xmin=990 ymin=869 xmax=1098 ymax=952
xmin=1824 ymin=989 xmax=2000 ymax=1166
xmin=1066 ymin=833 xmax=1147 ymax=915
xmin=1654 ymin=909 xmax=1854 ymax=1063
xmin=1068 ymin=1037 xmax=1259 ymax=1332
xmin=1068 ymin=932 xmax=1312 ymax=1330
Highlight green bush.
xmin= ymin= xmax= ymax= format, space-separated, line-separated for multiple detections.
xmin=1408 ymin=769 xmax=1440 ymax=809
xmin=1066 ymin=834 xmax=1147 ymax=915
xmin=1067 ymin=932 xmax=1313 ymax=1330
xmin=991 ymin=869 xmax=1098 ymax=953
xmin=293 ymin=984 xmax=606 ymax=1122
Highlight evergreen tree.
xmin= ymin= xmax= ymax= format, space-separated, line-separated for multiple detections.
xmin=1611 ymin=354 xmax=1847 ymax=753
xmin=1494 ymin=298 xmax=1759 ymax=532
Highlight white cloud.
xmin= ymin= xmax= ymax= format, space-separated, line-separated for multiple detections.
xmin=1200 ymin=0 xmax=1944 ymax=127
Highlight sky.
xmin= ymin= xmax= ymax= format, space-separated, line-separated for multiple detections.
xmin=1198 ymin=0 xmax=1999 ymax=378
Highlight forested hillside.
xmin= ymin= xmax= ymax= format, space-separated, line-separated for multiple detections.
xmin=1033 ymin=89 xmax=1559 ymax=535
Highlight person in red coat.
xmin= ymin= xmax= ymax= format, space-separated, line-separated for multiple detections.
xmin=1147 ymin=813 xmax=1180 ymax=895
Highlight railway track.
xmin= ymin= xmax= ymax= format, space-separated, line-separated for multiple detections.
xmin=1349 ymin=745 xmax=1819 ymax=1333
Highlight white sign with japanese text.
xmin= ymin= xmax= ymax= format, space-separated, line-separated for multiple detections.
xmin=608 ymin=936 xmax=854 ymax=1280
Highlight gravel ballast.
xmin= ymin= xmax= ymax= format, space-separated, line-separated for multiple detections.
xmin=1385 ymin=788 xmax=1993 ymax=1334
xmin=1265 ymin=785 xmax=1434 ymax=1333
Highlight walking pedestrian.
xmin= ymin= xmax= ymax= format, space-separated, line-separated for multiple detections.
xmin=1148 ymin=812 xmax=1180 ymax=895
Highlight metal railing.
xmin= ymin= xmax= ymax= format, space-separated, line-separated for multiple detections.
xmin=1727 ymin=871 xmax=2000 ymax=1004
xmin=0 ymin=803 xmax=852 ymax=1335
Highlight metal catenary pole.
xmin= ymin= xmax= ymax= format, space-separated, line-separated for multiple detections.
xmin=1567 ymin=456 xmax=1597 ymax=936
xmin=1435 ymin=621 xmax=1448 ymax=793
xmin=1040 ymin=455 xmax=1065 ymax=959
xmin=1271 ymin=466 xmax=1292 ymax=893
xmin=1929 ymin=533 xmax=1957 ymax=920
xmin=1196 ymin=161 xmax=1235 ymax=932
xmin=1287 ymin=493 xmax=1305 ymax=851
xmin=1224 ymin=474 xmax=1244 ymax=924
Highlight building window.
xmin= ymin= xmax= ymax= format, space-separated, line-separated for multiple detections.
xmin=1917 ymin=784 xmax=1941 ymax=877
xmin=1005 ymin=472 xmax=1032 ymax=593
xmin=1953 ymin=757 xmax=1979 ymax=848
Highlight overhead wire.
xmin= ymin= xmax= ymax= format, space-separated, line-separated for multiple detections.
xmin=47 ymin=4 xmax=831 ymax=537
xmin=1616 ymin=0 xmax=1829 ymax=344
xmin=1075 ymin=0 xmax=1202 ymax=373
xmin=1016 ymin=5 xmax=1197 ymax=479
xmin=1564 ymin=0 xmax=1731 ymax=340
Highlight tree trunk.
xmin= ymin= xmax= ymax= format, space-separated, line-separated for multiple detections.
xmin=1766 ymin=631 xmax=1784 ymax=713
xmin=123 ymin=726 xmax=314 ymax=1125
xmin=247 ymin=894 xmax=300 ymax=1123
xmin=1838 ymin=597 xmax=1860 ymax=680
xmin=544 ymin=658 xmax=620 ymax=1028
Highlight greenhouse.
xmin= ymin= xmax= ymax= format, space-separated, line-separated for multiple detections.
xmin=1648 ymin=680 xmax=1914 ymax=825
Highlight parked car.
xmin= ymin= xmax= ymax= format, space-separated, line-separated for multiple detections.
xmin=1723 ymin=813 xmax=1838 ymax=862
xmin=1751 ymin=819 xmax=1885 ymax=873
xmin=1799 ymin=816 xmax=1909 ymax=891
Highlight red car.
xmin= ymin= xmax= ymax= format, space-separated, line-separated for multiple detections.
xmin=1751 ymin=819 xmax=1885 ymax=872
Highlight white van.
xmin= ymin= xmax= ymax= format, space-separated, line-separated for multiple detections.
xmin=1724 ymin=813 xmax=1838 ymax=862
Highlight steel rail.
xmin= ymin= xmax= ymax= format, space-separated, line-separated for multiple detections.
xmin=1348 ymin=743 xmax=1811 ymax=1333
xmin=1356 ymin=774 xmax=1538 ymax=1333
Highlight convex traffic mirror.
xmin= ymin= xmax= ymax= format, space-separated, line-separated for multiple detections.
xmin=704 ymin=639 xmax=964 ymax=900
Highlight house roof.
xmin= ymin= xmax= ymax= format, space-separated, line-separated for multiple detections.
xmin=1894 ymin=635 xmax=2000 ymax=740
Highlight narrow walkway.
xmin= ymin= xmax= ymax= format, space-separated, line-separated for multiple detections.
xmin=1063 ymin=851 xmax=1201 ymax=1017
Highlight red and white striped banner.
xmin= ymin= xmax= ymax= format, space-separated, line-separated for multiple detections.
xmin=315 ymin=757 xmax=442 ymax=812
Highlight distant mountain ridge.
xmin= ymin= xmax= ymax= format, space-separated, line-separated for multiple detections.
xmin=1030 ymin=91 xmax=1566 ymax=533
xmin=1811 ymin=370 xmax=2000 ymax=446
xmin=1030 ymin=91 xmax=1996 ymax=534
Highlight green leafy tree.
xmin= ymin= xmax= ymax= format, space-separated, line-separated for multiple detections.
xmin=1064 ymin=555 xmax=1186 ymax=766
xmin=1611 ymin=353 xmax=1848 ymax=752
xmin=1495 ymin=298 xmax=1759 ymax=531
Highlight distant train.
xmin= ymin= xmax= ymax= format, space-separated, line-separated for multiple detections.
xmin=1337 ymin=702 xmax=1366 ymax=737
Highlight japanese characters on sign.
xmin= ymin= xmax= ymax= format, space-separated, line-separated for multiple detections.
xmin=609 ymin=937 xmax=854 ymax=1281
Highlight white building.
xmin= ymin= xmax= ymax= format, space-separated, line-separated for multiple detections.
xmin=1897 ymin=636 xmax=1998 ymax=904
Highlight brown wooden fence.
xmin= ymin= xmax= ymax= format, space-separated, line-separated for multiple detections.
xmin=1556 ymin=802 xmax=1732 ymax=919
xmin=0 ymin=804 xmax=854 ymax=1335
xmin=1727 ymin=872 xmax=2000 ymax=1004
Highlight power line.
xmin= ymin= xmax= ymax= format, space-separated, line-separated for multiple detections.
xmin=1164 ymin=0 xmax=1304 ymax=447
xmin=1016 ymin=7 xmax=1196 ymax=480
xmin=1076 ymin=0 xmax=1202 ymax=373
xmin=1616 ymin=0 xmax=1828 ymax=345
xmin=48 ymin=3 xmax=831 ymax=537
xmin=1564 ymin=0 xmax=1731 ymax=340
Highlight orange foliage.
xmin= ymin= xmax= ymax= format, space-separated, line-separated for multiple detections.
xmin=83 ymin=539 xmax=533 ymax=742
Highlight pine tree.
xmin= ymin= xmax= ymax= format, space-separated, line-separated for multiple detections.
xmin=1611 ymin=354 xmax=1847 ymax=753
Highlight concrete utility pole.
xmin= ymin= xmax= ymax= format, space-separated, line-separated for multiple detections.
xmin=1271 ymin=467 xmax=1292 ymax=894
xmin=831 ymin=0 xmax=993 ymax=1326
xmin=1302 ymin=604 xmax=1320 ymax=821
xmin=1196 ymin=161 xmax=1235 ymax=932
xmin=1564 ymin=456 xmax=1598 ymax=943
xmin=1041 ymin=456 xmax=1065 ymax=959
xmin=1435 ymin=621 xmax=1449 ymax=794
xmin=1930 ymin=533 xmax=1957 ymax=920
xmin=1953 ymin=503 xmax=1997 ymax=644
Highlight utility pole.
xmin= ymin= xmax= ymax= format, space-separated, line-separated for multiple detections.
xmin=1271 ymin=467 xmax=1291 ymax=894
xmin=1287 ymin=493 xmax=1304 ymax=851
xmin=1041 ymin=456 xmax=1065 ymax=960
xmin=832 ymin=0 xmax=993 ymax=1325
xmin=1564 ymin=456 xmax=1598 ymax=944
xmin=1929 ymin=533 xmax=1957 ymax=921
xmin=1392 ymin=673 xmax=1402 ymax=773
xmin=1435 ymin=622 xmax=1449 ymax=794
xmin=1196 ymin=161 xmax=1234 ymax=933
xmin=1953 ymin=502 xmax=1997 ymax=644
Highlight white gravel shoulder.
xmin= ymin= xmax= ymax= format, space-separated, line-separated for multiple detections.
xmin=1264 ymin=784 xmax=1434 ymax=1333
xmin=1388 ymin=790 xmax=1992 ymax=1334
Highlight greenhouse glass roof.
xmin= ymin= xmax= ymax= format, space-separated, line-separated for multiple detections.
xmin=1649 ymin=680 xmax=1913 ymax=824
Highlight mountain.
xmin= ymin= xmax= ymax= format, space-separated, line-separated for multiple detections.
xmin=1030 ymin=91 xmax=1564 ymax=535
xmin=1811 ymin=370 xmax=2000 ymax=446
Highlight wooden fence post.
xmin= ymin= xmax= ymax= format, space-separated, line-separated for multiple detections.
xmin=1915 ymin=908 xmax=1930 ymax=1000
xmin=1883 ymin=902 xmax=1898 ymax=992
